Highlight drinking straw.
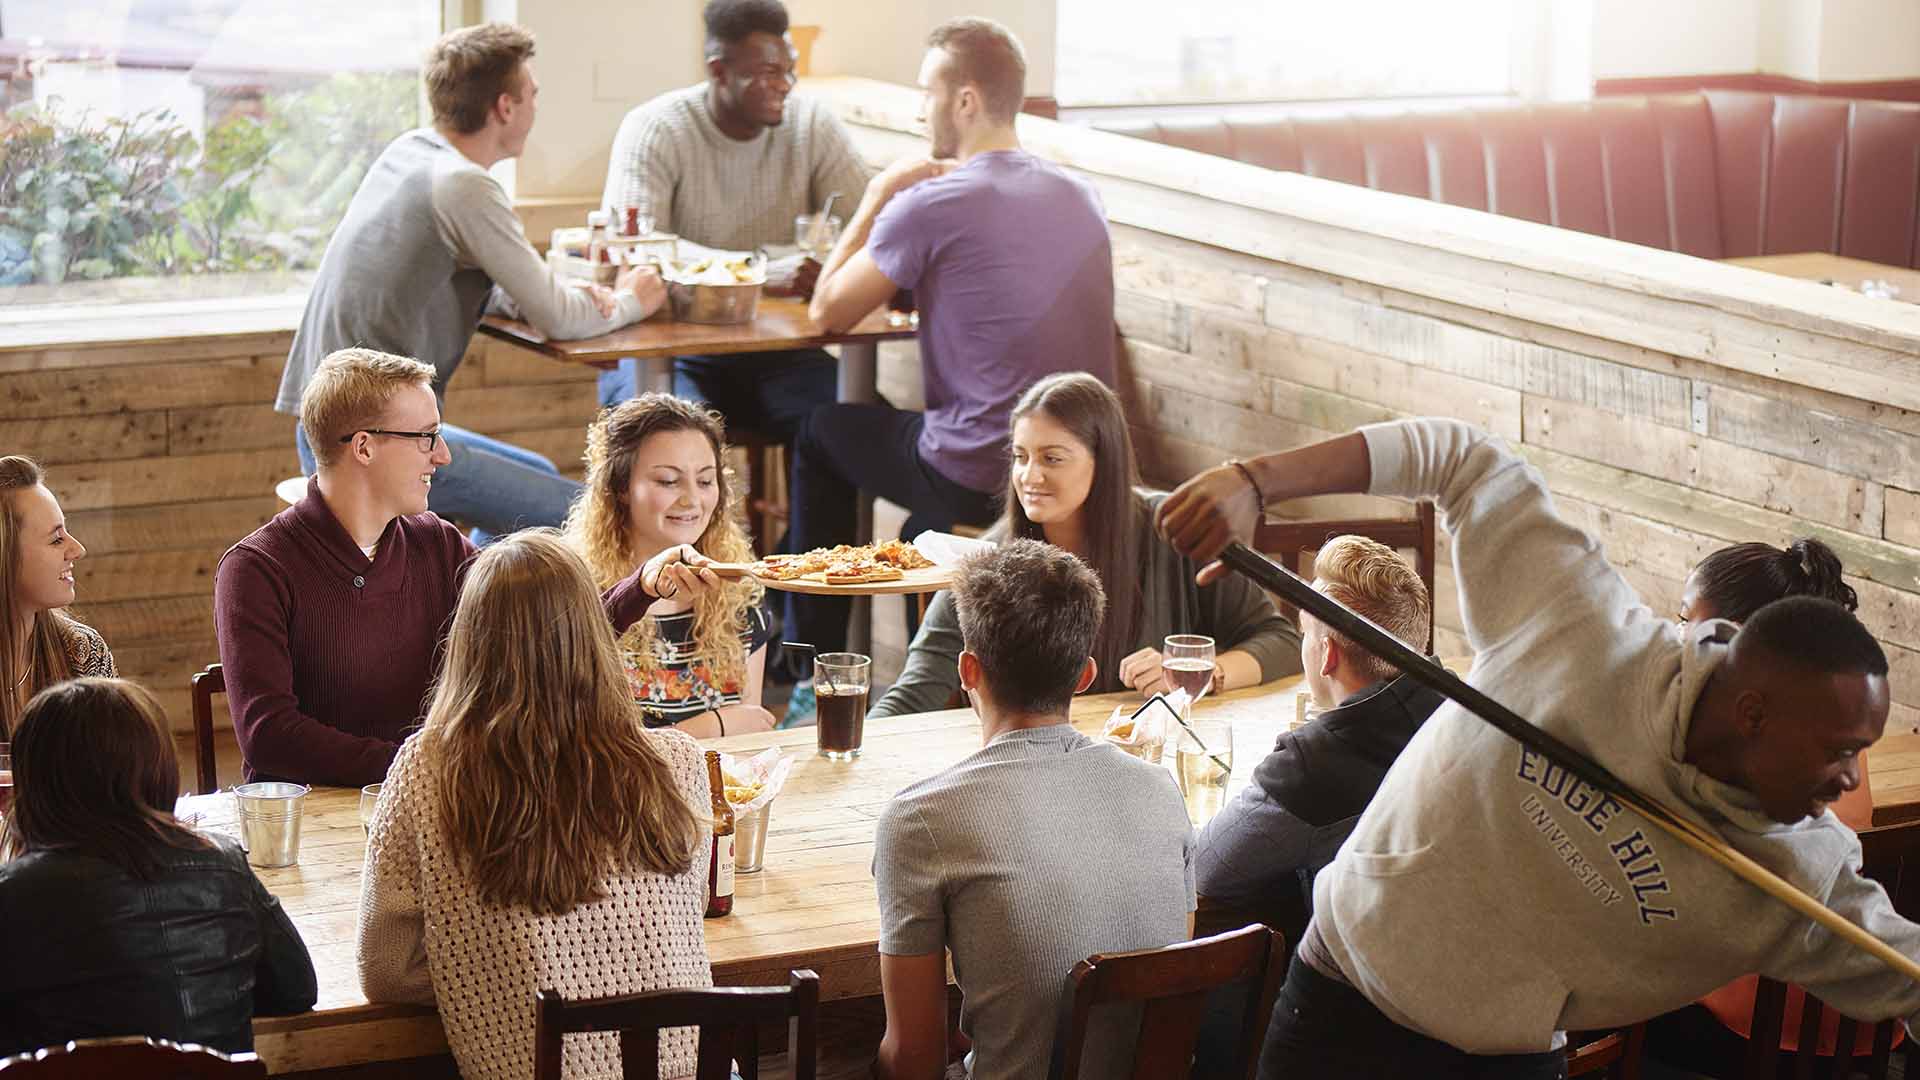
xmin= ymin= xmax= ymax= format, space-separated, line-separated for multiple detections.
xmin=1215 ymin=541 xmax=1920 ymax=985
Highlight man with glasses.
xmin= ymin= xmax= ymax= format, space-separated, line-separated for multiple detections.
xmin=220 ymin=349 xmax=713 ymax=787
xmin=224 ymin=349 xmax=472 ymax=787
xmin=595 ymin=0 xmax=869 ymax=424
xmin=277 ymin=22 xmax=667 ymax=543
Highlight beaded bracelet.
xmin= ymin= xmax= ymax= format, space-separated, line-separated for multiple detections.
xmin=1227 ymin=458 xmax=1266 ymax=519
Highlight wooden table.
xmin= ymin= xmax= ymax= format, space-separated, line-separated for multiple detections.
xmin=477 ymin=297 xmax=915 ymax=401
xmin=240 ymin=680 xmax=1305 ymax=1073
xmin=1867 ymin=733 xmax=1920 ymax=827
xmin=1724 ymin=252 xmax=1920 ymax=304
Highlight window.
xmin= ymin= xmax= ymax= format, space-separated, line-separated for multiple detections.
xmin=0 ymin=0 xmax=439 ymax=308
xmin=1056 ymin=0 xmax=1519 ymax=109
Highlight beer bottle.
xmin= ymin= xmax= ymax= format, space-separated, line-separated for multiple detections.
xmin=704 ymin=751 xmax=735 ymax=918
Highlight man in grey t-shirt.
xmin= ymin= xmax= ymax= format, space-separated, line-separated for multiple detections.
xmin=595 ymin=0 xmax=869 ymax=435
xmin=871 ymin=540 xmax=1195 ymax=1080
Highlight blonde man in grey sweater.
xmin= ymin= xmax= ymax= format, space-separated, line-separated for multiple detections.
xmin=1160 ymin=418 xmax=1912 ymax=1077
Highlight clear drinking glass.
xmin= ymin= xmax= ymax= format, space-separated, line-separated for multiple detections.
xmin=814 ymin=652 xmax=871 ymax=761
xmin=1162 ymin=634 xmax=1217 ymax=706
xmin=359 ymin=783 xmax=382 ymax=837
xmin=794 ymin=213 xmax=843 ymax=260
xmin=1175 ymin=713 xmax=1234 ymax=827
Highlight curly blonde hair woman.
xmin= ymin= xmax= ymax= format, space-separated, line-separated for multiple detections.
xmin=358 ymin=530 xmax=712 ymax=1080
xmin=1 ymin=456 xmax=114 ymax=739
xmin=564 ymin=394 xmax=774 ymax=738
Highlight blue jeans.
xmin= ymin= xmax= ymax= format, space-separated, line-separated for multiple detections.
xmin=295 ymin=423 xmax=580 ymax=544
xmin=597 ymin=350 xmax=839 ymax=444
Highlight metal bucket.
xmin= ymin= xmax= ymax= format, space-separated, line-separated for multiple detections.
xmin=666 ymin=279 xmax=762 ymax=324
xmin=734 ymin=802 xmax=772 ymax=874
xmin=234 ymin=782 xmax=310 ymax=868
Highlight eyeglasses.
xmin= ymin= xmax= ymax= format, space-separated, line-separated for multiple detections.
xmin=340 ymin=428 xmax=442 ymax=454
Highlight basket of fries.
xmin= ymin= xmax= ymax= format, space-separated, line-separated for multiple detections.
xmin=662 ymin=253 xmax=765 ymax=324
xmin=718 ymin=747 xmax=792 ymax=873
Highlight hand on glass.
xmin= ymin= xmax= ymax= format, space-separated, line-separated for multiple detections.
xmin=763 ymin=254 xmax=821 ymax=299
xmin=616 ymin=264 xmax=668 ymax=319
xmin=1118 ymin=646 xmax=1171 ymax=696
xmin=1156 ymin=463 xmax=1262 ymax=585
xmin=641 ymin=544 xmax=721 ymax=602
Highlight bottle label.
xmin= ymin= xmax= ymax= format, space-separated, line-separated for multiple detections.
xmin=714 ymin=834 xmax=735 ymax=898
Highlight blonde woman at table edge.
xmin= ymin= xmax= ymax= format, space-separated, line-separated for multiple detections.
xmin=872 ymin=372 xmax=1301 ymax=719
xmin=564 ymin=393 xmax=776 ymax=739
xmin=0 ymin=456 xmax=115 ymax=739
xmin=358 ymin=531 xmax=715 ymax=1080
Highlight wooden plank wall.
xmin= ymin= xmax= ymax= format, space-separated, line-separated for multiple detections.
xmin=1110 ymin=224 xmax=1920 ymax=735
xmin=0 ymin=336 xmax=600 ymax=731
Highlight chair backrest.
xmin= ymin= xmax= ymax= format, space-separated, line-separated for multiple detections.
xmin=1053 ymin=924 xmax=1286 ymax=1080
xmin=0 ymin=1036 xmax=266 ymax=1078
xmin=1253 ymin=501 xmax=1438 ymax=652
xmin=1566 ymin=1024 xmax=1645 ymax=1079
xmin=1741 ymin=819 xmax=1920 ymax=1080
xmin=533 ymin=970 xmax=818 ymax=1080
xmin=188 ymin=663 xmax=224 ymax=796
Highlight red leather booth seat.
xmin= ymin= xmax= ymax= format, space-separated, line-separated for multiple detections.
xmin=1095 ymin=92 xmax=1920 ymax=268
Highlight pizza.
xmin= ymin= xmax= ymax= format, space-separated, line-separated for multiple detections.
xmin=752 ymin=540 xmax=935 ymax=585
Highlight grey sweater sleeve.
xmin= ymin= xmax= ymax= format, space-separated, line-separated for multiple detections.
xmin=871 ymin=590 xmax=962 ymax=719
xmin=1772 ymin=836 xmax=1920 ymax=1026
xmin=431 ymin=166 xmax=643 ymax=340
xmin=1198 ymin=559 xmax=1302 ymax=682
xmin=1361 ymin=419 xmax=1640 ymax=655
xmin=809 ymin=106 xmax=873 ymax=212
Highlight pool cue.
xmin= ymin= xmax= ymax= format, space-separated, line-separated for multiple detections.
xmin=1217 ymin=541 xmax=1920 ymax=985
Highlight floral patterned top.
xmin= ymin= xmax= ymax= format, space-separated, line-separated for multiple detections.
xmin=66 ymin=621 xmax=116 ymax=678
xmin=622 ymin=606 xmax=771 ymax=727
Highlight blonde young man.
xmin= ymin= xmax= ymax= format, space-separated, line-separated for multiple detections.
xmin=1192 ymin=535 xmax=1440 ymax=945
xmin=219 ymin=349 xmax=711 ymax=788
xmin=277 ymin=22 xmax=667 ymax=540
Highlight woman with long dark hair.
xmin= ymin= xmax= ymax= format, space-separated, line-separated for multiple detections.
xmin=0 ymin=678 xmax=316 ymax=1054
xmin=1 ymin=456 xmax=114 ymax=739
xmin=873 ymin=373 xmax=1300 ymax=717
xmin=358 ymin=530 xmax=713 ymax=1080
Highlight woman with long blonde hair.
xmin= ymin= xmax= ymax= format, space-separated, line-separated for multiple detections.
xmin=358 ymin=530 xmax=713 ymax=1080
xmin=1 ymin=456 xmax=114 ymax=738
xmin=565 ymin=393 xmax=774 ymax=738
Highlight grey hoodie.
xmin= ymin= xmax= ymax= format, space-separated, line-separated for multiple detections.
xmin=1307 ymin=418 xmax=1920 ymax=1052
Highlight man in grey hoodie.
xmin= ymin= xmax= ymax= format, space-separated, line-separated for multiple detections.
xmin=1159 ymin=418 xmax=1908 ymax=1076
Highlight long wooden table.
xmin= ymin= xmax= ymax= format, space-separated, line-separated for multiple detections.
xmin=476 ymin=297 xmax=914 ymax=401
xmin=240 ymin=682 xmax=1304 ymax=1073
xmin=1724 ymin=252 xmax=1920 ymax=305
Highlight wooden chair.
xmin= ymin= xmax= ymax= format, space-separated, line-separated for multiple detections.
xmin=0 ymin=1036 xmax=266 ymax=1077
xmin=188 ymin=663 xmax=224 ymax=796
xmin=1254 ymin=501 xmax=1437 ymax=651
xmin=533 ymin=969 xmax=818 ymax=1080
xmin=1741 ymin=819 xmax=1920 ymax=1080
xmin=1568 ymin=1024 xmax=1646 ymax=1078
xmin=729 ymin=427 xmax=787 ymax=559
xmin=1052 ymin=924 xmax=1286 ymax=1080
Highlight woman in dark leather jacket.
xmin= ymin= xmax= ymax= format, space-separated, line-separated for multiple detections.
xmin=0 ymin=678 xmax=317 ymax=1055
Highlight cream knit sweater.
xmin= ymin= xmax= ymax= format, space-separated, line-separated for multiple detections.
xmin=357 ymin=728 xmax=714 ymax=1079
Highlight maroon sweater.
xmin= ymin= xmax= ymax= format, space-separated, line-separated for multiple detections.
xmin=214 ymin=480 xmax=475 ymax=787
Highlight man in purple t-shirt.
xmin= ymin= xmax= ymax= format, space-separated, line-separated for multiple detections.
xmin=801 ymin=15 xmax=1116 ymax=669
